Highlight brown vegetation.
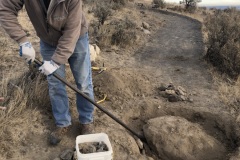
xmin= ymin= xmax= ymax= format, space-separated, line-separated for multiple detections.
xmin=204 ymin=8 xmax=240 ymax=79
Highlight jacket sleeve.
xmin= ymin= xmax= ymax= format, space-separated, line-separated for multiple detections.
xmin=51 ymin=0 xmax=84 ymax=64
xmin=0 ymin=0 xmax=28 ymax=44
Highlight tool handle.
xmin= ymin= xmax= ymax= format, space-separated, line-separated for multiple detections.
xmin=34 ymin=59 xmax=146 ymax=142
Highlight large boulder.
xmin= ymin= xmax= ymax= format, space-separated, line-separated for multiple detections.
xmin=143 ymin=116 xmax=227 ymax=160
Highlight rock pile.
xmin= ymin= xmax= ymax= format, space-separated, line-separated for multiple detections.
xmin=158 ymin=83 xmax=192 ymax=102
xmin=79 ymin=141 xmax=108 ymax=154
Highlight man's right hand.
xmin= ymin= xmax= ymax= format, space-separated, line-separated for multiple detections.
xmin=19 ymin=42 xmax=36 ymax=64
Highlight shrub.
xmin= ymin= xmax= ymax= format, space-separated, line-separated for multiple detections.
xmin=204 ymin=8 xmax=240 ymax=79
xmin=93 ymin=2 xmax=112 ymax=25
xmin=169 ymin=5 xmax=185 ymax=12
xmin=111 ymin=0 xmax=128 ymax=10
xmin=92 ymin=18 xmax=137 ymax=48
xmin=152 ymin=0 xmax=166 ymax=9
xmin=112 ymin=0 xmax=127 ymax=5
xmin=180 ymin=0 xmax=199 ymax=13
xmin=111 ymin=18 xmax=137 ymax=47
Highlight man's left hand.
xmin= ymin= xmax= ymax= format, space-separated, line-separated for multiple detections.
xmin=39 ymin=60 xmax=60 ymax=76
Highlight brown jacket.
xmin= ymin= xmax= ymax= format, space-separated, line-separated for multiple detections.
xmin=0 ymin=0 xmax=88 ymax=64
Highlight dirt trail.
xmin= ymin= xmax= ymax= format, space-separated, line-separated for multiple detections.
xmin=95 ymin=9 xmax=238 ymax=159
xmin=134 ymin=10 xmax=223 ymax=108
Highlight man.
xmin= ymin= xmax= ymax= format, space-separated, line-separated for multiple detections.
xmin=0 ymin=0 xmax=95 ymax=145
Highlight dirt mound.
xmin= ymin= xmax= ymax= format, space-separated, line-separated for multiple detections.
xmin=143 ymin=116 xmax=227 ymax=160
xmin=93 ymin=68 xmax=153 ymax=102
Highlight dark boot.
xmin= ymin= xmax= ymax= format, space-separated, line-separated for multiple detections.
xmin=80 ymin=123 xmax=95 ymax=135
xmin=49 ymin=127 xmax=69 ymax=145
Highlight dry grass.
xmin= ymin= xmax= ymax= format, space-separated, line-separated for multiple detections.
xmin=0 ymin=11 xmax=50 ymax=159
xmin=211 ymin=70 xmax=240 ymax=116
xmin=87 ymin=2 xmax=140 ymax=48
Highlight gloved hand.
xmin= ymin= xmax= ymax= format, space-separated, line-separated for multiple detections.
xmin=19 ymin=42 xmax=35 ymax=64
xmin=39 ymin=60 xmax=60 ymax=76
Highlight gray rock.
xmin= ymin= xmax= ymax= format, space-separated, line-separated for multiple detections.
xmin=143 ymin=116 xmax=226 ymax=160
xmin=159 ymin=83 xmax=167 ymax=91
xmin=165 ymin=89 xmax=175 ymax=95
xmin=168 ymin=94 xmax=179 ymax=102
xmin=60 ymin=149 xmax=74 ymax=160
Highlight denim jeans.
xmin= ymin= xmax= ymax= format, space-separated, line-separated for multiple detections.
xmin=40 ymin=33 xmax=94 ymax=127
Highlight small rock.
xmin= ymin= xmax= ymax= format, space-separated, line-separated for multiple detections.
xmin=178 ymin=86 xmax=186 ymax=92
xmin=135 ymin=138 xmax=144 ymax=150
xmin=191 ymin=91 xmax=197 ymax=95
xmin=143 ymin=29 xmax=151 ymax=35
xmin=53 ymin=158 xmax=61 ymax=160
xmin=165 ymin=89 xmax=175 ymax=95
xmin=159 ymin=83 xmax=167 ymax=91
xmin=176 ymin=88 xmax=186 ymax=96
xmin=73 ymin=151 xmax=77 ymax=160
xmin=142 ymin=22 xmax=150 ymax=29
xmin=168 ymin=95 xmax=179 ymax=102
xmin=167 ymin=84 xmax=175 ymax=90
xmin=159 ymin=91 xmax=168 ymax=98
xmin=179 ymin=95 xmax=187 ymax=101
xmin=188 ymin=98 xmax=194 ymax=102
xmin=60 ymin=149 xmax=74 ymax=160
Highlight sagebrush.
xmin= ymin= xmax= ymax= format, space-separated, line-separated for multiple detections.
xmin=152 ymin=0 xmax=166 ymax=9
xmin=90 ymin=18 xmax=137 ymax=48
xmin=205 ymin=8 xmax=240 ymax=79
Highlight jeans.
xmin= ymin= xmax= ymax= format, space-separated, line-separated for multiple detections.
xmin=40 ymin=33 xmax=94 ymax=127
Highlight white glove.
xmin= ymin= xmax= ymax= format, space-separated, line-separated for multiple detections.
xmin=39 ymin=60 xmax=60 ymax=76
xmin=19 ymin=42 xmax=35 ymax=64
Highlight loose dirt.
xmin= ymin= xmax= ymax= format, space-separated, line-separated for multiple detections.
xmin=1 ymin=2 xmax=240 ymax=160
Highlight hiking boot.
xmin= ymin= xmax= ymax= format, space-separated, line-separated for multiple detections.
xmin=80 ymin=123 xmax=95 ymax=135
xmin=49 ymin=127 xmax=69 ymax=145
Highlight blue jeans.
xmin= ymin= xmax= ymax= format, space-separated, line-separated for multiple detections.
xmin=40 ymin=33 xmax=94 ymax=127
